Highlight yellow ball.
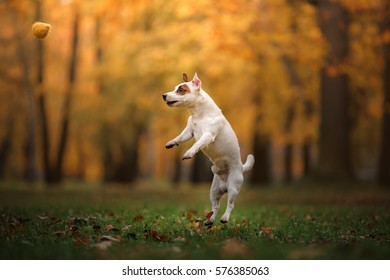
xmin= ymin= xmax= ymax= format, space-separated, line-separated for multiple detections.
xmin=32 ymin=22 xmax=51 ymax=39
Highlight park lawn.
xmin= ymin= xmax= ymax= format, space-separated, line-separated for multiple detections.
xmin=0 ymin=181 xmax=389 ymax=260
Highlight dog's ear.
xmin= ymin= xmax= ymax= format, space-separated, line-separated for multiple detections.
xmin=192 ymin=73 xmax=201 ymax=90
xmin=183 ymin=73 xmax=189 ymax=82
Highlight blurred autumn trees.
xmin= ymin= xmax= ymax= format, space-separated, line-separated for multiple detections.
xmin=0 ymin=0 xmax=389 ymax=186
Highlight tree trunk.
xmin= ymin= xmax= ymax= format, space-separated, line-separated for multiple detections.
xmin=0 ymin=97 xmax=15 ymax=177
xmin=14 ymin=17 xmax=37 ymax=182
xmin=34 ymin=0 xmax=54 ymax=183
xmin=54 ymin=11 xmax=80 ymax=182
xmin=190 ymin=152 xmax=213 ymax=184
xmin=283 ymin=143 xmax=293 ymax=182
xmin=251 ymin=111 xmax=271 ymax=184
xmin=302 ymin=137 xmax=312 ymax=177
xmin=103 ymin=123 xmax=144 ymax=183
xmin=378 ymin=2 xmax=390 ymax=185
xmin=316 ymin=0 xmax=352 ymax=180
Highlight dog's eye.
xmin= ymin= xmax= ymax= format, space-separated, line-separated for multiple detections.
xmin=177 ymin=86 xmax=184 ymax=93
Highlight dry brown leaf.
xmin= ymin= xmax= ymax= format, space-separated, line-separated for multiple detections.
xmin=207 ymin=225 xmax=222 ymax=235
xmin=205 ymin=211 xmax=214 ymax=220
xmin=74 ymin=236 xmax=89 ymax=246
xmin=173 ymin=236 xmax=186 ymax=242
xmin=144 ymin=230 xmax=169 ymax=242
xmin=304 ymin=215 xmax=313 ymax=221
xmin=185 ymin=209 xmax=197 ymax=221
xmin=105 ymin=224 xmax=119 ymax=232
xmin=242 ymin=219 xmax=250 ymax=226
xmin=133 ymin=214 xmax=144 ymax=222
xmin=260 ymin=226 xmax=274 ymax=239
xmin=122 ymin=225 xmax=132 ymax=231
xmin=100 ymin=235 xmax=122 ymax=242
xmin=66 ymin=220 xmax=74 ymax=228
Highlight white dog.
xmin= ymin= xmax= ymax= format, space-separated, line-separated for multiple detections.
xmin=162 ymin=73 xmax=254 ymax=225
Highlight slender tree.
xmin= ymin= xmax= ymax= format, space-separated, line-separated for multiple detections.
xmin=34 ymin=0 xmax=54 ymax=183
xmin=251 ymin=106 xmax=272 ymax=184
xmin=316 ymin=0 xmax=352 ymax=180
xmin=13 ymin=7 xmax=38 ymax=182
xmin=378 ymin=1 xmax=390 ymax=185
xmin=54 ymin=11 xmax=80 ymax=182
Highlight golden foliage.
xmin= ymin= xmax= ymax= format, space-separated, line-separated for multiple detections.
xmin=0 ymin=0 xmax=386 ymax=181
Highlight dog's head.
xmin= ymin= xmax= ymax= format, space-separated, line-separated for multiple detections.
xmin=162 ymin=73 xmax=202 ymax=107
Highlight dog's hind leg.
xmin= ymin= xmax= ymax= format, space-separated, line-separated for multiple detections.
xmin=220 ymin=171 xmax=243 ymax=224
xmin=205 ymin=174 xmax=225 ymax=226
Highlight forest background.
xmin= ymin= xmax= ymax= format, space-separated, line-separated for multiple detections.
xmin=0 ymin=0 xmax=389 ymax=187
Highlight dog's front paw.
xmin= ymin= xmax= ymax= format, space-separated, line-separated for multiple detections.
xmin=165 ymin=140 xmax=178 ymax=149
xmin=182 ymin=149 xmax=195 ymax=160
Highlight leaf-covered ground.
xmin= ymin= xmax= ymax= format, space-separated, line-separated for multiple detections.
xmin=0 ymin=182 xmax=389 ymax=259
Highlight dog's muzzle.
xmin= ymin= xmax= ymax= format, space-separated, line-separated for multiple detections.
xmin=162 ymin=94 xmax=178 ymax=106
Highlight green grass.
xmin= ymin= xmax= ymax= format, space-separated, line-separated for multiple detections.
xmin=0 ymin=181 xmax=389 ymax=259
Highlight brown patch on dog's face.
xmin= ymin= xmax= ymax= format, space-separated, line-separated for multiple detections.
xmin=176 ymin=84 xmax=190 ymax=95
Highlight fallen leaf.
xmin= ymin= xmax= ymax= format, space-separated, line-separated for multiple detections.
xmin=205 ymin=211 xmax=213 ymax=220
xmin=105 ymin=224 xmax=119 ymax=231
xmin=259 ymin=226 xmax=274 ymax=239
xmin=144 ymin=230 xmax=169 ymax=242
xmin=37 ymin=215 xmax=48 ymax=220
xmin=207 ymin=225 xmax=222 ymax=235
xmin=173 ymin=236 xmax=186 ymax=242
xmin=74 ymin=236 xmax=89 ymax=246
xmin=66 ymin=219 xmax=74 ymax=228
xmin=185 ymin=209 xmax=197 ymax=221
xmin=188 ymin=221 xmax=202 ymax=233
xmin=122 ymin=225 xmax=132 ymax=231
xmin=304 ymin=215 xmax=313 ymax=221
xmin=100 ymin=235 xmax=122 ymax=242
xmin=133 ymin=214 xmax=144 ymax=222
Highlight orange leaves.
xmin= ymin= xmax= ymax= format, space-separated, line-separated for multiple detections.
xmin=207 ymin=224 xmax=223 ymax=235
xmin=205 ymin=211 xmax=214 ymax=220
xmin=144 ymin=230 xmax=169 ymax=242
xmin=259 ymin=226 xmax=274 ymax=240
xmin=133 ymin=214 xmax=144 ymax=222
xmin=185 ymin=209 xmax=198 ymax=221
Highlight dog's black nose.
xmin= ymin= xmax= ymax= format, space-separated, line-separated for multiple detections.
xmin=162 ymin=94 xmax=167 ymax=101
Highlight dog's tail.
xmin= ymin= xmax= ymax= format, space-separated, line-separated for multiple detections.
xmin=243 ymin=154 xmax=255 ymax=173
